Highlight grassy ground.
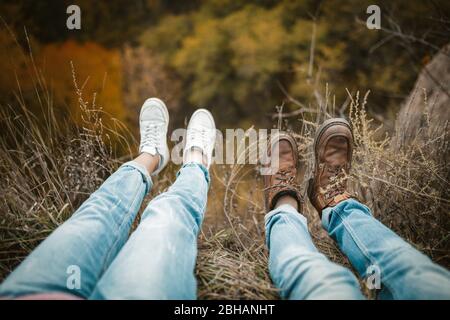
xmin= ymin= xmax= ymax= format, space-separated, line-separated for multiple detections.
xmin=0 ymin=54 xmax=449 ymax=300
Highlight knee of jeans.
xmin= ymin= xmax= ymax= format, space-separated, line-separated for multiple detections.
xmin=384 ymin=247 xmax=449 ymax=281
xmin=175 ymin=190 xmax=206 ymax=213
xmin=141 ymin=200 xmax=202 ymax=235
xmin=383 ymin=245 xmax=427 ymax=268
xmin=163 ymin=179 xmax=207 ymax=212
xmin=381 ymin=261 xmax=450 ymax=300
xmin=377 ymin=247 xmax=450 ymax=299
xmin=332 ymin=199 xmax=372 ymax=219
xmin=308 ymin=266 xmax=360 ymax=298
xmin=171 ymin=193 xmax=204 ymax=225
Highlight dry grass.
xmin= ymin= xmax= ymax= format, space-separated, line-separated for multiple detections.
xmin=349 ymin=91 xmax=450 ymax=266
xmin=0 ymin=36 xmax=448 ymax=300
xmin=0 ymin=60 xmax=134 ymax=279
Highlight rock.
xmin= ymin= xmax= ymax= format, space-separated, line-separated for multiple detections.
xmin=393 ymin=44 xmax=450 ymax=149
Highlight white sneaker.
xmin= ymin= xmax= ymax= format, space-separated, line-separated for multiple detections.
xmin=183 ymin=109 xmax=216 ymax=168
xmin=139 ymin=98 xmax=170 ymax=176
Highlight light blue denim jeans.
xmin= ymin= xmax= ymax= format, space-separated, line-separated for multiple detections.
xmin=0 ymin=161 xmax=209 ymax=299
xmin=2 ymin=161 xmax=449 ymax=300
xmin=266 ymin=199 xmax=450 ymax=300
xmin=266 ymin=204 xmax=365 ymax=300
xmin=323 ymin=199 xmax=450 ymax=299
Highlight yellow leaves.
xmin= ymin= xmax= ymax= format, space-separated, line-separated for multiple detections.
xmin=0 ymin=31 xmax=126 ymax=127
xmin=287 ymin=20 xmax=348 ymax=102
xmin=173 ymin=18 xmax=230 ymax=105
xmin=173 ymin=18 xmax=224 ymax=73
xmin=226 ymin=7 xmax=285 ymax=80
xmin=158 ymin=3 xmax=352 ymax=113
xmin=317 ymin=42 xmax=347 ymax=72
xmin=140 ymin=14 xmax=192 ymax=62
xmin=170 ymin=5 xmax=293 ymax=107
xmin=139 ymin=2 xmax=373 ymax=118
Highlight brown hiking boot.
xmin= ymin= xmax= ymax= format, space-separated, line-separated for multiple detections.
xmin=263 ymin=132 xmax=303 ymax=212
xmin=308 ymin=118 xmax=354 ymax=216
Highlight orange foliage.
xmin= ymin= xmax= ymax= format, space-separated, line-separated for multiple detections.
xmin=38 ymin=40 xmax=125 ymax=125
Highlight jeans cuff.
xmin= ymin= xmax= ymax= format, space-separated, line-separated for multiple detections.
xmin=264 ymin=204 xmax=306 ymax=245
xmin=265 ymin=203 xmax=300 ymax=222
xmin=178 ymin=162 xmax=210 ymax=186
xmin=322 ymin=206 xmax=333 ymax=231
xmin=321 ymin=198 xmax=364 ymax=231
xmin=122 ymin=161 xmax=153 ymax=194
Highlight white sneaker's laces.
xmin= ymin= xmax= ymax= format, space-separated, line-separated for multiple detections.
xmin=142 ymin=123 xmax=162 ymax=149
xmin=188 ymin=127 xmax=210 ymax=151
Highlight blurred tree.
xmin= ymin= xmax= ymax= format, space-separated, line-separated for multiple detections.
xmin=0 ymin=0 xmax=204 ymax=47
xmin=1 ymin=0 xmax=449 ymax=128
xmin=121 ymin=44 xmax=183 ymax=132
xmin=142 ymin=2 xmax=355 ymax=126
xmin=140 ymin=14 xmax=194 ymax=62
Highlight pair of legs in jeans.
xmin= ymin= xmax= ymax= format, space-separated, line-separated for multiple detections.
xmin=267 ymin=200 xmax=450 ymax=299
xmin=1 ymin=98 xmax=449 ymax=299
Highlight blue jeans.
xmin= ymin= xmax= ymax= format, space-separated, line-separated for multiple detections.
xmin=2 ymin=162 xmax=449 ymax=300
xmin=0 ymin=162 xmax=209 ymax=299
xmin=266 ymin=199 xmax=450 ymax=299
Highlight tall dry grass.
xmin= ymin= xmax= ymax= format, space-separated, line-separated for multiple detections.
xmin=0 ymin=28 xmax=135 ymax=278
xmin=195 ymin=89 xmax=449 ymax=299
xmin=0 ymin=34 xmax=448 ymax=300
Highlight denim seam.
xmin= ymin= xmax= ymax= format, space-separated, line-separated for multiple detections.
xmin=264 ymin=216 xmax=273 ymax=248
xmin=189 ymin=165 xmax=208 ymax=231
xmin=198 ymin=188 xmax=207 ymax=216
xmin=100 ymin=179 xmax=144 ymax=275
xmin=334 ymin=207 xmax=399 ymax=299
xmin=192 ymin=186 xmax=206 ymax=234
xmin=265 ymin=212 xmax=281 ymax=249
